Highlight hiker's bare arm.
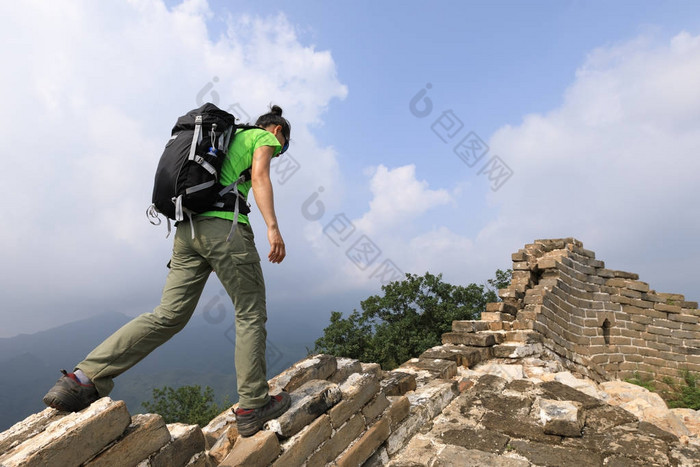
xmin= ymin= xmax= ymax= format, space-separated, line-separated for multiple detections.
xmin=251 ymin=145 xmax=285 ymax=264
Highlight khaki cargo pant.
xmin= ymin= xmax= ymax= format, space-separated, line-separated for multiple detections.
xmin=77 ymin=217 xmax=270 ymax=409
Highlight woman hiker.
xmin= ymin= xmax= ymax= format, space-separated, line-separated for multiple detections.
xmin=43 ymin=105 xmax=293 ymax=438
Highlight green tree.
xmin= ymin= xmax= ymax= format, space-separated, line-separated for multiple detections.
xmin=314 ymin=270 xmax=511 ymax=370
xmin=142 ymin=385 xmax=225 ymax=427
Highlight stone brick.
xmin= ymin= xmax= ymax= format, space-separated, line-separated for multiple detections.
xmin=509 ymin=439 xmax=603 ymax=466
xmin=657 ymin=292 xmax=685 ymax=302
xmin=647 ymin=326 xmax=673 ymax=337
xmin=385 ymin=383 xmax=456 ymax=456
xmin=420 ymin=345 xmax=486 ymax=368
xmin=452 ymin=320 xmax=491 ymax=333
xmin=388 ymin=396 xmax=410 ymax=430
xmin=219 ymin=430 xmax=279 ymax=467
xmin=329 ymin=372 xmax=380 ymax=428
xmin=207 ymin=425 xmax=238 ymax=465
xmin=361 ymin=362 xmax=384 ymax=379
xmin=329 ymin=358 xmax=363 ymax=384
xmin=669 ymin=313 xmax=699 ymax=324
xmin=85 ymin=414 xmax=171 ymax=467
xmin=335 ymin=417 xmax=390 ymax=467
xmin=306 ymin=414 xmax=364 ymax=467
xmin=268 ymin=354 xmax=337 ymax=394
xmin=537 ymin=257 xmax=559 ymax=269
xmin=481 ymin=311 xmax=516 ymax=322
xmin=272 ymin=414 xmax=332 ymax=467
xmin=512 ymin=250 xmax=527 ymax=261
xmin=0 ymin=408 xmax=62 ymax=455
xmin=442 ymin=332 xmax=496 ymax=347
xmin=381 ymin=371 xmax=416 ymax=396
xmin=535 ymin=399 xmax=584 ymax=437
xmin=0 ymin=398 xmax=131 ymax=467
xmin=655 ymin=302 xmax=682 ymax=314
xmin=412 ymin=357 xmax=457 ymax=378
xmin=486 ymin=302 xmax=519 ymax=314
xmin=150 ymin=423 xmax=206 ymax=467
xmin=362 ymin=392 xmax=390 ymax=424
xmin=266 ymin=379 xmax=341 ymax=438
xmin=620 ymin=288 xmax=642 ymax=299
xmin=611 ymin=270 xmax=639 ymax=280
xmin=606 ymin=278 xmax=628 ymax=288
xmin=201 ymin=406 xmax=235 ymax=449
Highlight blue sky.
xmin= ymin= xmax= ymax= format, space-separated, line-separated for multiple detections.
xmin=1 ymin=0 xmax=699 ymax=341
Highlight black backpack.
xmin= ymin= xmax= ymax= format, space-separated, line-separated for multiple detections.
xmin=147 ymin=103 xmax=254 ymax=239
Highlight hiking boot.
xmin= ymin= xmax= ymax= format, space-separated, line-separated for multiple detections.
xmin=43 ymin=369 xmax=99 ymax=412
xmin=234 ymin=392 xmax=291 ymax=437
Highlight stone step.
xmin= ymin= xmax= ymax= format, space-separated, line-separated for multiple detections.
xmin=504 ymin=330 xmax=542 ymax=344
xmin=0 ymin=398 xmax=131 ymax=467
xmin=476 ymin=331 xmax=507 ymax=344
xmin=451 ymin=320 xmax=492 ymax=333
xmin=442 ymin=332 xmax=497 ymax=347
xmin=491 ymin=343 xmax=543 ymax=359
xmin=420 ymin=344 xmax=489 ymax=368
xmin=480 ymin=312 xmax=515 ymax=322
xmin=380 ymin=372 xmax=417 ymax=397
xmin=265 ymin=379 xmax=342 ymax=438
xmin=485 ymin=302 xmax=519 ymax=315
xmin=398 ymin=358 xmax=457 ymax=381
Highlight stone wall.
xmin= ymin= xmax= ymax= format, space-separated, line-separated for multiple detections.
xmin=2 ymin=237 xmax=698 ymax=466
xmin=499 ymin=238 xmax=700 ymax=384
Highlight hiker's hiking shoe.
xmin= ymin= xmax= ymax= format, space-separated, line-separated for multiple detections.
xmin=43 ymin=369 xmax=99 ymax=412
xmin=234 ymin=392 xmax=291 ymax=437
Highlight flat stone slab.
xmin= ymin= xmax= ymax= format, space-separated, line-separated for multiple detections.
xmin=336 ymin=417 xmax=390 ymax=467
xmin=420 ymin=344 xmax=486 ymax=367
xmin=442 ymin=332 xmax=496 ymax=347
xmin=201 ymin=406 xmax=236 ymax=449
xmin=0 ymin=407 xmax=63 ymax=454
xmin=388 ymin=435 xmax=528 ymax=467
xmin=540 ymin=381 xmax=604 ymax=410
xmin=329 ymin=358 xmax=363 ymax=384
xmin=535 ymin=398 xmax=584 ymax=438
xmin=509 ymin=439 xmax=604 ymax=466
xmin=398 ymin=358 xmax=457 ymax=380
xmin=451 ymin=320 xmax=492 ymax=333
xmin=329 ymin=372 xmax=380 ymax=428
xmin=273 ymin=414 xmax=331 ymax=466
xmin=268 ymin=354 xmax=337 ymax=394
xmin=381 ymin=371 xmax=417 ymax=396
xmin=0 ymin=398 xmax=131 ymax=467
xmin=492 ymin=343 xmax=543 ymax=359
xmin=84 ymin=413 xmax=171 ymax=467
xmin=149 ymin=423 xmax=206 ymax=467
xmin=220 ymin=430 xmax=279 ymax=467
xmin=265 ymin=379 xmax=341 ymax=438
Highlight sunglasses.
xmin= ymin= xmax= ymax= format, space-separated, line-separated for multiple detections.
xmin=280 ymin=136 xmax=289 ymax=155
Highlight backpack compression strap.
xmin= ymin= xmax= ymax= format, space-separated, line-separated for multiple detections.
xmin=214 ymin=173 xmax=249 ymax=241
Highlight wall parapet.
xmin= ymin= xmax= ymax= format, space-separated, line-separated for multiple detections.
xmin=497 ymin=237 xmax=700 ymax=384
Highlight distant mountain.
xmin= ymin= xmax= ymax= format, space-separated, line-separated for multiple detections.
xmin=0 ymin=311 xmax=313 ymax=431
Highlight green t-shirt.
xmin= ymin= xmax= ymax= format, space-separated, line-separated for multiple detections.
xmin=200 ymin=128 xmax=281 ymax=224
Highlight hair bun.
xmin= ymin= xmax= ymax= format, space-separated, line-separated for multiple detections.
xmin=270 ymin=105 xmax=283 ymax=116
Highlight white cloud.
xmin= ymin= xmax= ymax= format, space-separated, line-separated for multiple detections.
xmin=355 ymin=164 xmax=452 ymax=235
xmin=0 ymin=0 xmax=347 ymax=336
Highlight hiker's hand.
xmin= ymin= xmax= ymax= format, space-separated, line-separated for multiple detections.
xmin=267 ymin=226 xmax=286 ymax=263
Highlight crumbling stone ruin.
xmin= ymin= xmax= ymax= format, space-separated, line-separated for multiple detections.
xmin=1 ymin=238 xmax=698 ymax=466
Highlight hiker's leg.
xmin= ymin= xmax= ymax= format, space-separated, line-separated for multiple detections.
xmin=77 ymin=225 xmax=211 ymax=396
xmin=202 ymin=219 xmax=269 ymax=409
